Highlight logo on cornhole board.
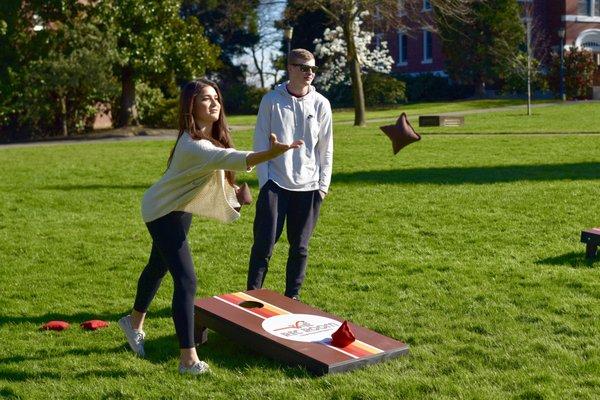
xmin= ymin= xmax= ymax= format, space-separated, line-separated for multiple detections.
xmin=262 ymin=314 xmax=341 ymax=342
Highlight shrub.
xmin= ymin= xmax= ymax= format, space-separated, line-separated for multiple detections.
xmin=222 ymin=83 xmax=268 ymax=115
xmin=397 ymin=73 xmax=473 ymax=102
xmin=548 ymin=47 xmax=597 ymax=100
xmin=501 ymin=53 xmax=548 ymax=95
xmin=362 ymin=73 xmax=406 ymax=106
xmin=134 ymin=82 xmax=179 ymax=128
xmin=320 ymin=73 xmax=407 ymax=108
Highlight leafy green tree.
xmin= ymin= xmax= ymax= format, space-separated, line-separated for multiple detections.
xmin=180 ymin=1 xmax=259 ymax=92
xmin=1 ymin=1 xmax=118 ymax=139
xmin=13 ymin=24 xmax=118 ymax=137
xmin=108 ymin=0 xmax=219 ymax=126
xmin=437 ymin=0 xmax=524 ymax=96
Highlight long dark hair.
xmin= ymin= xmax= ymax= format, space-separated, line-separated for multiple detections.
xmin=167 ymin=78 xmax=236 ymax=186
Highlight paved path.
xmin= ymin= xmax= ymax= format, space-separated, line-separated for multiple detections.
xmin=1 ymin=100 xmax=595 ymax=149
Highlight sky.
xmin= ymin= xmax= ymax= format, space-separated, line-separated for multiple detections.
xmin=234 ymin=0 xmax=287 ymax=88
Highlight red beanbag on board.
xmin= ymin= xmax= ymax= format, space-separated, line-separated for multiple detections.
xmin=41 ymin=320 xmax=70 ymax=331
xmin=80 ymin=320 xmax=109 ymax=330
xmin=331 ymin=320 xmax=356 ymax=348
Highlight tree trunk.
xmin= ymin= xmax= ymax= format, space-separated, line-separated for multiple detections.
xmin=60 ymin=94 xmax=68 ymax=136
xmin=343 ymin=18 xmax=366 ymax=127
xmin=251 ymin=45 xmax=266 ymax=89
xmin=118 ymin=65 xmax=138 ymax=127
xmin=475 ymin=77 xmax=486 ymax=98
xmin=526 ymin=18 xmax=532 ymax=116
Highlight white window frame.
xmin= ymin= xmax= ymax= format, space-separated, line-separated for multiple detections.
xmin=563 ymin=15 xmax=600 ymax=22
xmin=397 ymin=30 xmax=408 ymax=66
xmin=575 ymin=28 xmax=600 ymax=52
xmin=422 ymin=29 xmax=433 ymax=64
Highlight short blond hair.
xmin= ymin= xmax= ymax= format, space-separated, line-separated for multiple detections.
xmin=287 ymin=48 xmax=314 ymax=65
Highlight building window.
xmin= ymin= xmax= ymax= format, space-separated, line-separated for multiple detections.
xmin=578 ymin=0 xmax=592 ymax=15
xmin=422 ymin=30 xmax=433 ymax=63
xmin=423 ymin=0 xmax=432 ymax=11
xmin=596 ymin=0 xmax=600 ymax=16
xmin=398 ymin=32 xmax=408 ymax=65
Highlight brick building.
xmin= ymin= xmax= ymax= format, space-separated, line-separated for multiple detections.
xmin=383 ymin=0 xmax=600 ymax=97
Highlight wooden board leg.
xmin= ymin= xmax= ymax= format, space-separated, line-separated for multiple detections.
xmin=194 ymin=325 xmax=208 ymax=345
xmin=585 ymin=243 xmax=598 ymax=259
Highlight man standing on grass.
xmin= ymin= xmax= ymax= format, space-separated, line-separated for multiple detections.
xmin=247 ymin=48 xmax=333 ymax=300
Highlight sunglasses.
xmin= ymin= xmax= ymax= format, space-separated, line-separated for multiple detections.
xmin=292 ymin=63 xmax=319 ymax=73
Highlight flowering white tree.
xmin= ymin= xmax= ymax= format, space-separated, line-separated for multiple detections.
xmin=313 ymin=12 xmax=394 ymax=91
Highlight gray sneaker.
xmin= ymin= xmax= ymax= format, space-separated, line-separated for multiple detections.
xmin=118 ymin=315 xmax=146 ymax=357
xmin=179 ymin=361 xmax=210 ymax=375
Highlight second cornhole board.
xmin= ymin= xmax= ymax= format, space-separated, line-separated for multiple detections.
xmin=419 ymin=115 xmax=464 ymax=127
xmin=581 ymin=228 xmax=600 ymax=258
xmin=194 ymin=289 xmax=409 ymax=375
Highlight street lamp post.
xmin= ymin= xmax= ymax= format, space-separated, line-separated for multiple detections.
xmin=558 ymin=27 xmax=566 ymax=101
xmin=283 ymin=26 xmax=294 ymax=56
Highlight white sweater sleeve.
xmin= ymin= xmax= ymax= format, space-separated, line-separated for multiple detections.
xmin=317 ymin=102 xmax=333 ymax=193
xmin=253 ymin=96 xmax=272 ymax=188
xmin=191 ymin=140 xmax=251 ymax=172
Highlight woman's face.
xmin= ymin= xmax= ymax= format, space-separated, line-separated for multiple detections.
xmin=193 ymin=86 xmax=221 ymax=124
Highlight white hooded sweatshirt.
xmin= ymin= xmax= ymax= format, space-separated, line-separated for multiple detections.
xmin=253 ymin=82 xmax=333 ymax=193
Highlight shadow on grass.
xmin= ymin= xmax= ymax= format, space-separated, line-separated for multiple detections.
xmin=201 ymin=331 xmax=313 ymax=378
xmin=63 ymin=162 xmax=596 ymax=192
xmin=333 ymin=162 xmax=600 ymax=185
xmin=0 ymin=308 xmax=172 ymax=327
xmin=536 ymin=251 xmax=598 ymax=268
xmin=39 ymin=183 xmax=150 ymax=191
xmin=144 ymin=332 xmax=311 ymax=378
xmin=0 ymin=345 xmax=130 ymax=381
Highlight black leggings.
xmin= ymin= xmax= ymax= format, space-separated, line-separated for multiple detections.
xmin=133 ymin=211 xmax=196 ymax=349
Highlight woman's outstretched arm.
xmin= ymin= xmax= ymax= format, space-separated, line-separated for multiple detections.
xmin=245 ymin=133 xmax=303 ymax=168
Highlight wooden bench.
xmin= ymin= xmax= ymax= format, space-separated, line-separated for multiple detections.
xmin=581 ymin=228 xmax=600 ymax=259
xmin=419 ymin=115 xmax=464 ymax=127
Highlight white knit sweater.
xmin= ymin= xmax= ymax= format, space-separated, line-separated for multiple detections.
xmin=141 ymin=133 xmax=251 ymax=223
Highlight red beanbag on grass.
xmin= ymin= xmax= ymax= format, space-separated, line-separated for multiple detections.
xmin=80 ymin=320 xmax=109 ymax=330
xmin=331 ymin=320 xmax=356 ymax=348
xmin=41 ymin=320 xmax=70 ymax=331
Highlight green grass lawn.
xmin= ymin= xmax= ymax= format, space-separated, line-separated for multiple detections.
xmin=1 ymin=106 xmax=599 ymax=399
xmin=227 ymin=98 xmax=556 ymax=127
xmin=416 ymin=102 xmax=600 ymax=135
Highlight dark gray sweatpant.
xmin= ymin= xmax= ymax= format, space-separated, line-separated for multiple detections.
xmin=247 ymin=180 xmax=323 ymax=297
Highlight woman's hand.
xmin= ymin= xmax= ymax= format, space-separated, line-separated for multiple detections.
xmin=269 ymin=133 xmax=303 ymax=156
xmin=245 ymin=134 xmax=304 ymax=168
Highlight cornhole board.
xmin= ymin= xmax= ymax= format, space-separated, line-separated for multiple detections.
xmin=419 ymin=115 xmax=464 ymax=127
xmin=193 ymin=289 xmax=409 ymax=375
xmin=581 ymin=228 xmax=600 ymax=258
